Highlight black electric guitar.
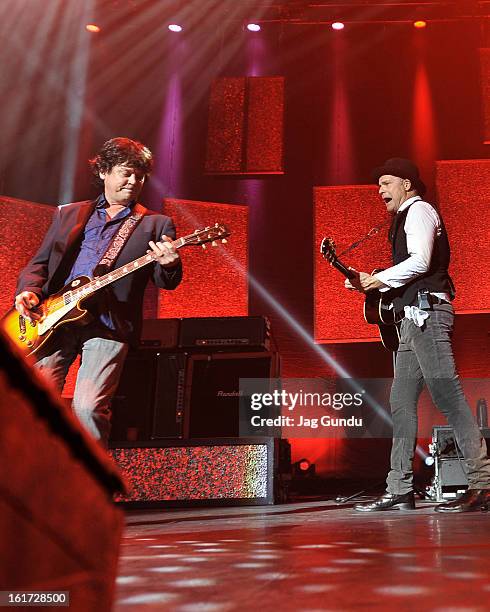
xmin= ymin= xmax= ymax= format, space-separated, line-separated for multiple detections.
xmin=2 ymin=223 xmax=230 ymax=358
xmin=320 ymin=237 xmax=401 ymax=351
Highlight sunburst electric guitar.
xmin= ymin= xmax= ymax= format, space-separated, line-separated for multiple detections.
xmin=320 ymin=237 xmax=401 ymax=351
xmin=2 ymin=223 xmax=230 ymax=357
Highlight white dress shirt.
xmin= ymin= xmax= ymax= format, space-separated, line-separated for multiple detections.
xmin=374 ymin=196 xmax=451 ymax=323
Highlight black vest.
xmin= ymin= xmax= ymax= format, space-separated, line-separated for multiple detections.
xmin=389 ymin=200 xmax=454 ymax=312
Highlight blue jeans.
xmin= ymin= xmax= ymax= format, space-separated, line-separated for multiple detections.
xmin=35 ymin=324 xmax=128 ymax=446
xmin=387 ymin=303 xmax=490 ymax=494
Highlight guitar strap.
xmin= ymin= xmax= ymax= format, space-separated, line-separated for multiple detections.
xmin=93 ymin=203 xmax=146 ymax=277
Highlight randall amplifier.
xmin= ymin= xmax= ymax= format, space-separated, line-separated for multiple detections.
xmin=140 ymin=318 xmax=180 ymax=349
xmin=109 ymin=349 xmax=186 ymax=442
xmin=184 ymin=351 xmax=280 ymax=438
xmin=427 ymin=425 xmax=490 ymax=501
xmin=179 ymin=316 xmax=271 ymax=351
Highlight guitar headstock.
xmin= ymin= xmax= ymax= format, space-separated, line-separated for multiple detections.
xmin=320 ymin=236 xmax=337 ymax=264
xmin=183 ymin=223 xmax=230 ymax=248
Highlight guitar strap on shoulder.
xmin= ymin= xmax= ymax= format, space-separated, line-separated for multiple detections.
xmin=93 ymin=203 xmax=146 ymax=277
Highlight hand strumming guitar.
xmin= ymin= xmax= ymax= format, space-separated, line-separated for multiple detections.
xmin=14 ymin=291 xmax=42 ymax=321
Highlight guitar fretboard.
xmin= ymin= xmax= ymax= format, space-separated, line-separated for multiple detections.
xmin=49 ymin=230 xmax=209 ymax=313
xmin=44 ymin=223 xmax=227 ymax=314
xmin=68 ymin=236 xmax=186 ymax=304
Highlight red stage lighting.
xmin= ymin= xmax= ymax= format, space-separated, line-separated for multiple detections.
xmin=298 ymin=459 xmax=311 ymax=472
xmin=168 ymin=24 xmax=183 ymax=32
xmin=85 ymin=24 xmax=100 ymax=33
xmin=414 ymin=20 xmax=427 ymax=29
xmin=331 ymin=22 xmax=345 ymax=31
xmin=293 ymin=458 xmax=316 ymax=478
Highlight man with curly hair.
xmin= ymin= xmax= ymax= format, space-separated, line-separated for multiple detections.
xmin=14 ymin=137 xmax=182 ymax=445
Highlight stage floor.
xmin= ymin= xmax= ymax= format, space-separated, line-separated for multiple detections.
xmin=115 ymin=499 xmax=490 ymax=611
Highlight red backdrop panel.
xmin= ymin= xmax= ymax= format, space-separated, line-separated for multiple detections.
xmin=480 ymin=48 xmax=490 ymax=144
xmin=246 ymin=76 xmax=284 ymax=173
xmin=205 ymin=77 xmax=246 ymax=174
xmin=314 ymin=185 xmax=392 ymax=343
xmin=159 ymin=198 xmax=249 ymax=318
xmin=205 ymin=76 xmax=284 ymax=174
xmin=436 ymin=160 xmax=490 ymax=313
xmin=0 ymin=196 xmax=55 ymax=318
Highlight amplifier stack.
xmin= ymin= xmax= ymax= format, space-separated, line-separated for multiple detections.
xmin=109 ymin=316 xmax=278 ymax=443
xmin=109 ymin=316 xmax=287 ymax=507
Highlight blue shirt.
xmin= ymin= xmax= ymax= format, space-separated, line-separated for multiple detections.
xmin=65 ymin=194 xmax=134 ymax=330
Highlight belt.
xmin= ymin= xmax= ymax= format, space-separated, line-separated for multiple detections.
xmin=431 ymin=296 xmax=451 ymax=306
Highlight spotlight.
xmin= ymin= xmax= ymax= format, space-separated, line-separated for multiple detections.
xmin=168 ymin=24 xmax=183 ymax=32
xmin=331 ymin=22 xmax=345 ymax=31
xmin=85 ymin=24 xmax=101 ymax=33
xmin=293 ymin=458 xmax=316 ymax=478
xmin=414 ymin=20 xmax=427 ymax=29
xmin=299 ymin=459 xmax=310 ymax=471
xmin=247 ymin=23 xmax=261 ymax=32
xmin=425 ymin=456 xmax=435 ymax=467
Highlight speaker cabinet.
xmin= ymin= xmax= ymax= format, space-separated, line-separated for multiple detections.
xmin=184 ymin=351 xmax=280 ymax=438
xmin=140 ymin=318 xmax=180 ymax=349
xmin=110 ymin=350 xmax=186 ymax=442
xmin=110 ymin=348 xmax=280 ymax=442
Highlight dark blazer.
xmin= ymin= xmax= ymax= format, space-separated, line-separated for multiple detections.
xmin=16 ymin=199 xmax=183 ymax=345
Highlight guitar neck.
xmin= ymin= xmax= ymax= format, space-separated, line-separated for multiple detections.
xmin=69 ymin=236 xmax=187 ymax=303
xmin=332 ymin=258 xmax=357 ymax=280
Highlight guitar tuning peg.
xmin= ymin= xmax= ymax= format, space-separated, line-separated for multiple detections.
xmin=221 ymin=238 xmax=227 ymax=244
xmin=211 ymin=241 xmax=217 ymax=247
xmin=202 ymin=243 xmax=206 ymax=249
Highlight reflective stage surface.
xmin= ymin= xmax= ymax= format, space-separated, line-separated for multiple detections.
xmin=115 ymin=500 xmax=490 ymax=611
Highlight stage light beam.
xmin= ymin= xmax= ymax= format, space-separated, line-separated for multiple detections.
xmin=332 ymin=22 xmax=345 ymax=31
xmin=247 ymin=23 xmax=261 ymax=32
xmin=168 ymin=24 xmax=183 ymax=33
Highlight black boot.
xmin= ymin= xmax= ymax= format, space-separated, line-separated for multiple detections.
xmin=354 ymin=491 xmax=415 ymax=512
xmin=434 ymin=489 xmax=490 ymax=513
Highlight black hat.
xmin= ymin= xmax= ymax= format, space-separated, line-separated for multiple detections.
xmin=372 ymin=157 xmax=426 ymax=196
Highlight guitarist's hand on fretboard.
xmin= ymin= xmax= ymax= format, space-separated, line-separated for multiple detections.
xmin=345 ymin=269 xmax=387 ymax=293
xmin=344 ymin=268 xmax=367 ymax=293
xmin=358 ymin=272 xmax=388 ymax=292
xmin=148 ymin=234 xmax=181 ymax=268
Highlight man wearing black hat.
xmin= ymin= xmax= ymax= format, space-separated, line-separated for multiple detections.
xmin=345 ymin=158 xmax=490 ymax=513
